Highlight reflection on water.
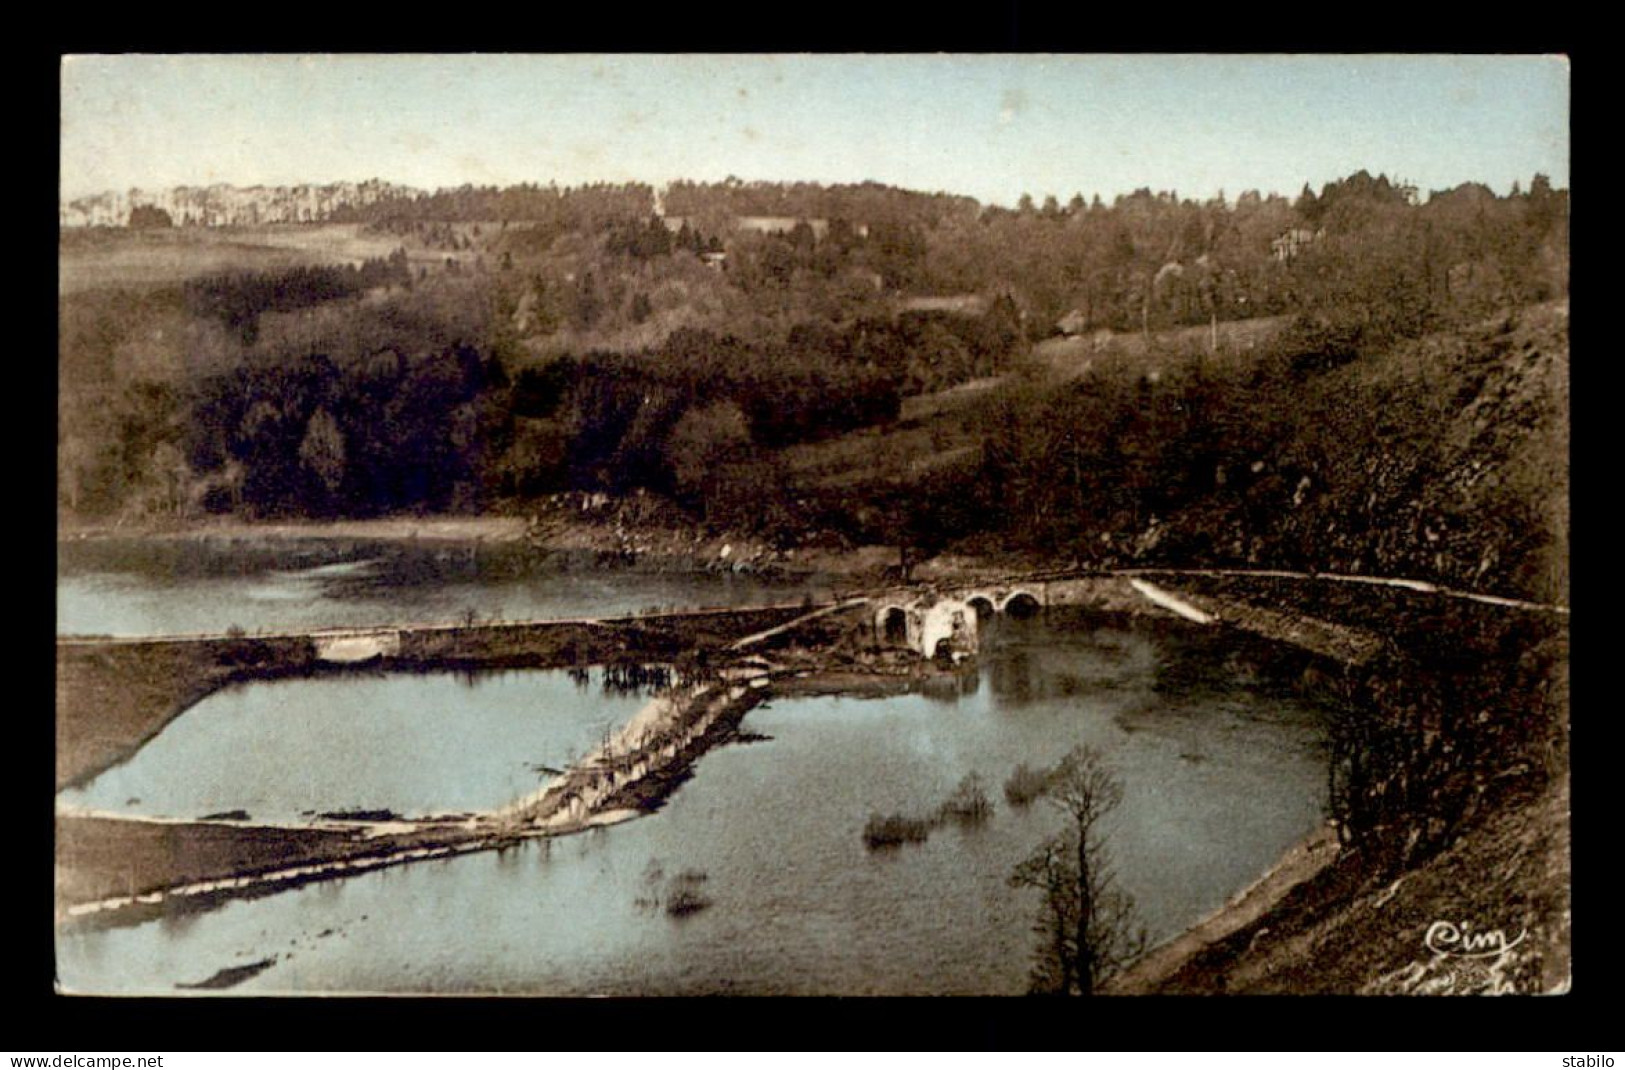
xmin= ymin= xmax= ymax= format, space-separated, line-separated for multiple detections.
xmin=57 ymin=538 xmax=828 ymax=636
xmin=56 ymin=667 xmax=665 ymax=822
xmin=58 ymin=612 xmax=1332 ymax=995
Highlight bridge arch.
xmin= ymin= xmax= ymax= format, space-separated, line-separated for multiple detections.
xmin=876 ymin=604 xmax=910 ymax=645
xmin=999 ymin=590 xmax=1042 ymax=619
xmin=965 ymin=594 xmax=997 ymax=620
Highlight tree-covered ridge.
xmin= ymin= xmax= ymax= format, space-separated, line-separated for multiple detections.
xmin=59 ymin=170 xmax=1568 ymax=601
xmin=662 ymin=178 xmax=980 ymax=230
xmin=68 ymin=290 xmax=1023 ymax=524
xmin=328 ymin=181 xmax=657 ymax=228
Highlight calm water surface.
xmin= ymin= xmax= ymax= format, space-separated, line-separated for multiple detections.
xmin=57 ymin=614 xmax=1332 ymax=995
xmin=57 ymin=667 xmax=665 ymax=821
xmin=57 ymin=538 xmax=828 ymax=636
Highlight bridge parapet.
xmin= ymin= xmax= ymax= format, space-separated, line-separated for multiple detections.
xmin=947 ymin=584 xmax=1045 ymax=617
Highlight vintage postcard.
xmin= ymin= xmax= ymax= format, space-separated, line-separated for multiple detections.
xmin=56 ymin=53 xmax=1569 ymax=996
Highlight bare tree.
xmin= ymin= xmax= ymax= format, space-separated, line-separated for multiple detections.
xmin=1008 ymin=745 xmax=1146 ymax=995
xmin=1009 ymin=833 xmax=1081 ymax=994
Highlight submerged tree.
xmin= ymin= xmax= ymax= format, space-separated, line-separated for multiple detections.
xmin=1008 ymin=745 xmax=1146 ymax=995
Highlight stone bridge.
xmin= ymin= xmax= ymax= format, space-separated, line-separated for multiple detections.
xmin=870 ymin=581 xmax=1048 ymax=659
xmin=864 ymin=573 xmax=1223 ymax=658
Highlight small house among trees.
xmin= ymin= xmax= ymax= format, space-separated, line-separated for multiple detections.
xmin=1271 ymin=227 xmax=1321 ymax=262
xmin=1055 ymin=309 xmax=1088 ymax=336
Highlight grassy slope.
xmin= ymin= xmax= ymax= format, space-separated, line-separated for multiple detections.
xmin=955 ymin=301 xmax=1568 ymax=996
xmin=1030 ymin=314 xmax=1291 ymax=378
xmin=784 ymin=303 xmax=1568 ymax=609
xmin=782 ymin=316 xmax=1297 ymax=493
xmin=1228 ymin=301 xmax=1569 ymax=603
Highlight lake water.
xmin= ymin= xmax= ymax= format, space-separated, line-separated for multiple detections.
xmin=56 ymin=667 xmax=668 ymax=822
xmin=56 ymin=538 xmax=829 ymax=637
xmin=56 ymin=612 xmax=1332 ymax=995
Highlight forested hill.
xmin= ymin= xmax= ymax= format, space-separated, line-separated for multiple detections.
xmin=61 ymin=172 xmax=1570 ymax=334
xmin=59 ymin=171 xmax=1568 ymax=601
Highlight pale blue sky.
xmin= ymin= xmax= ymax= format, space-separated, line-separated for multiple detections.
xmin=60 ymin=54 xmax=1569 ymax=207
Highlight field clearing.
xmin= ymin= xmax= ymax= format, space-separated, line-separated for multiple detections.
xmin=786 ymin=317 xmax=1293 ymax=491
xmin=224 ymin=223 xmax=410 ymax=260
xmin=58 ymin=224 xmax=449 ymax=294
xmin=60 ymin=235 xmax=315 ymax=294
xmin=897 ymin=374 xmax=1004 ymax=422
xmin=785 ymin=379 xmax=999 ymax=488
xmin=1033 ymin=314 xmax=1291 ymax=379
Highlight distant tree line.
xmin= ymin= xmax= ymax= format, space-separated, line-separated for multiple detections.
xmin=642 ymin=172 xmax=1566 ymax=357
xmin=915 ymin=171 xmax=1568 ymax=348
xmin=663 ymin=178 xmax=980 ymax=231
xmin=330 ymin=181 xmax=655 ymax=229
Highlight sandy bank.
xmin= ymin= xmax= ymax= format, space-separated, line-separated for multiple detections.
xmin=55 ymin=812 xmax=495 ymax=925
